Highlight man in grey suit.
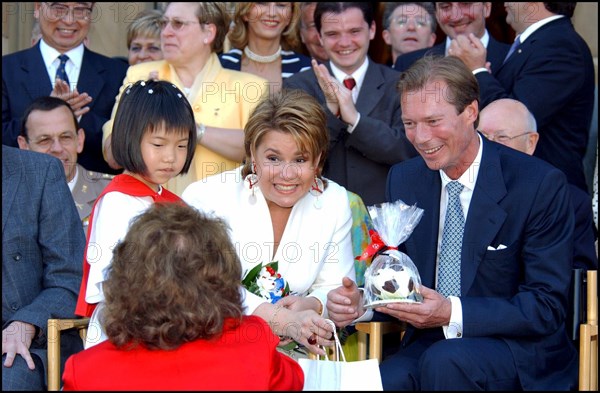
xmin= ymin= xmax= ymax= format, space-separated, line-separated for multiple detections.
xmin=2 ymin=146 xmax=85 ymax=390
xmin=285 ymin=2 xmax=417 ymax=205
xmin=18 ymin=96 xmax=113 ymax=235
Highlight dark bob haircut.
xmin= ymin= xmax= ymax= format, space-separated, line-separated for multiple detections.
xmin=111 ymin=80 xmax=196 ymax=175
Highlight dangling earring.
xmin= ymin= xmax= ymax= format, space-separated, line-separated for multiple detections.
xmin=309 ymin=175 xmax=324 ymax=209
xmin=245 ymin=162 xmax=258 ymax=205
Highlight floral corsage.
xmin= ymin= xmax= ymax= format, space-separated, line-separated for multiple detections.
xmin=242 ymin=261 xmax=290 ymax=304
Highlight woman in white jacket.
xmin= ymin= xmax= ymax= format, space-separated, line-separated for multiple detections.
xmin=183 ymin=89 xmax=354 ymax=356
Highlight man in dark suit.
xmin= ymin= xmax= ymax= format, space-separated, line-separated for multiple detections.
xmin=326 ymin=56 xmax=578 ymax=390
xmin=479 ymin=98 xmax=597 ymax=272
xmin=452 ymin=2 xmax=594 ymax=194
xmin=284 ymin=2 xmax=417 ymax=206
xmin=2 ymin=2 xmax=128 ymax=175
xmin=393 ymin=2 xmax=509 ymax=74
xmin=2 ymin=146 xmax=85 ymax=390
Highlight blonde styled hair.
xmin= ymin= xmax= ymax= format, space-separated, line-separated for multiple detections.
xmin=228 ymin=2 xmax=302 ymax=51
xmin=242 ymin=89 xmax=329 ymax=187
xmin=126 ymin=9 xmax=163 ymax=49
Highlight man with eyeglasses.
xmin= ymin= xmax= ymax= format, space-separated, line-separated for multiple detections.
xmin=2 ymin=2 xmax=128 ymax=176
xmin=17 ymin=96 xmax=113 ymax=235
xmin=480 ymin=98 xmax=597 ymax=269
xmin=479 ymin=97 xmax=598 ymax=347
xmin=393 ymin=2 xmax=509 ymax=74
xmin=382 ymin=2 xmax=437 ymax=66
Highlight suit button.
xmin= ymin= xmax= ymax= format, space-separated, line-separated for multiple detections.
xmin=13 ymin=254 xmax=21 ymax=261
xmin=11 ymin=304 xmax=18 ymax=311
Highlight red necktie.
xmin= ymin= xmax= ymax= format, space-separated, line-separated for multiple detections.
xmin=343 ymin=77 xmax=356 ymax=90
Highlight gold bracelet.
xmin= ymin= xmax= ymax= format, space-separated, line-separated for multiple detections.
xmin=315 ymin=298 xmax=324 ymax=316
xmin=269 ymin=304 xmax=284 ymax=334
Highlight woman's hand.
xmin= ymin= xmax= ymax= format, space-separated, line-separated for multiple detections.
xmin=276 ymin=295 xmax=321 ymax=314
xmin=280 ymin=308 xmax=335 ymax=356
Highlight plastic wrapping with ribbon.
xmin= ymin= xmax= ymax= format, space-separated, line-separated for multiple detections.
xmin=360 ymin=200 xmax=425 ymax=308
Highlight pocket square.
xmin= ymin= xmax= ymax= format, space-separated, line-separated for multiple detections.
xmin=487 ymin=244 xmax=507 ymax=251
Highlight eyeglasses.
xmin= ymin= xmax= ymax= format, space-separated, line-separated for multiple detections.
xmin=482 ymin=132 xmax=532 ymax=143
xmin=28 ymin=132 xmax=78 ymax=150
xmin=44 ymin=3 xmax=92 ymax=21
xmin=391 ymin=16 xmax=431 ymax=28
xmin=157 ymin=17 xmax=200 ymax=31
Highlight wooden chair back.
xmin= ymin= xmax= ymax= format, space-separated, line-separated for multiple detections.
xmin=47 ymin=318 xmax=89 ymax=391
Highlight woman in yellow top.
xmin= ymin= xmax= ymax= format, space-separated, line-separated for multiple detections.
xmin=103 ymin=3 xmax=268 ymax=195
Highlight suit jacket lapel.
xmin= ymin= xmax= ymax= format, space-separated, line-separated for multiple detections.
xmin=355 ymin=60 xmax=385 ymax=116
xmin=460 ymin=138 xmax=508 ymax=294
xmin=405 ymin=168 xmax=441 ymax=289
xmin=488 ymin=37 xmax=509 ymax=74
xmin=23 ymin=45 xmax=53 ymax=99
xmin=77 ymin=48 xmax=106 ymax=105
xmin=2 ymin=156 xmax=20 ymax=233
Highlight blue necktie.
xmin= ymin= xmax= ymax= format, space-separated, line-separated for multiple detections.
xmin=56 ymin=54 xmax=70 ymax=85
xmin=437 ymin=181 xmax=465 ymax=297
xmin=503 ymin=35 xmax=521 ymax=64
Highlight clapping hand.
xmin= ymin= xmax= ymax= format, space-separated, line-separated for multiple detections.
xmin=51 ymin=78 xmax=92 ymax=118
xmin=449 ymin=33 xmax=488 ymax=72
xmin=312 ymin=58 xmax=341 ymax=114
xmin=311 ymin=59 xmax=358 ymax=125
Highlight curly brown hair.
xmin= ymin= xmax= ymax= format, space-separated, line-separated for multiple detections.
xmin=102 ymin=202 xmax=243 ymax=350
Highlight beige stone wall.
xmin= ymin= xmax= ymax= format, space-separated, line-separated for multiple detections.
xmin=2 ymin=2 xmax=156 ymax=57
xmin=573 ymin=3 xmax=598 ymax=83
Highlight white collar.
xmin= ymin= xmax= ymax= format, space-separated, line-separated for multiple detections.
xmin=439 ymin=133 xmax=483 ymax=192
xmin=329 ymin=57 xmax=369 ymax=92
xmin=518 ymin=15 xmax=564 ymax=43
xmin=39 ymin=39 xmax=85 ymax=70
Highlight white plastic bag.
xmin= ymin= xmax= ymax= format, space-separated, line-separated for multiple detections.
xmin=298 ymin=320 xmax=383 ymax=391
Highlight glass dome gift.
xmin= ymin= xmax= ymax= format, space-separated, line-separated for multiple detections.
xmin=359 ymin=200 xmax=425 ymax=308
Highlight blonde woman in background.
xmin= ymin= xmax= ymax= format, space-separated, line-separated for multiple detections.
xmin=103 ymin=2 xmax=268 ymax=196
xmin=127 ymin=9 xmax=164 ymax=66
xmin=220 ymin=2 xmax=311 ymax=93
